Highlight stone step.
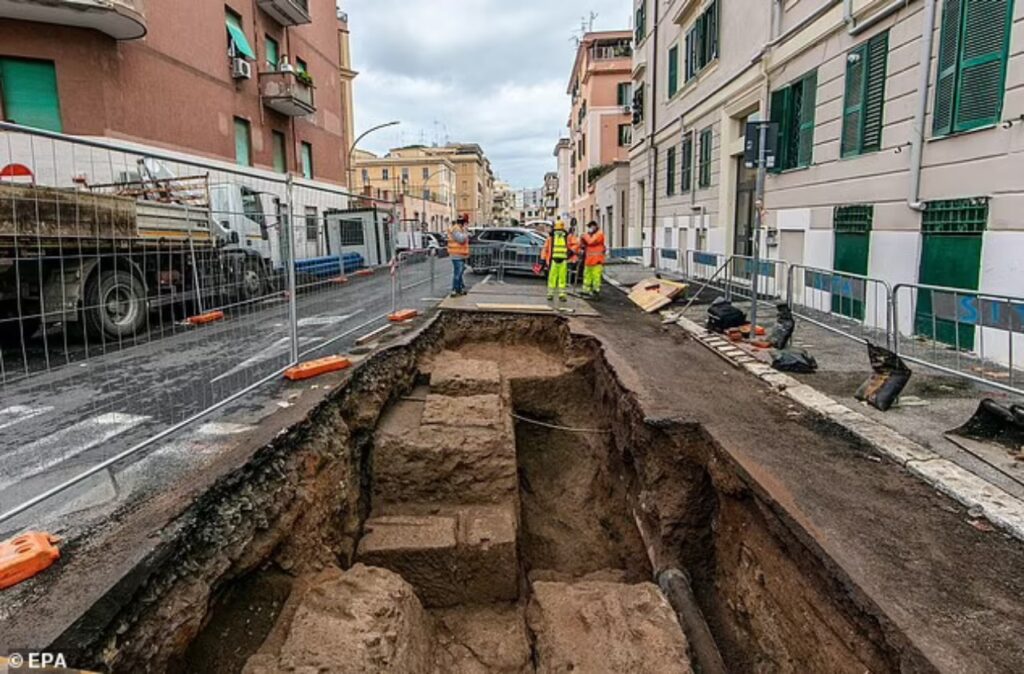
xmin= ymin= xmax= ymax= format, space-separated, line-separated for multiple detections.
xmin=527 ymin=579 xmax=693 ymax=673
xmin=421 ymin=393 xmax=506 ymax=430
xmin=429 ymin=355 xmax=502 ymax=396
xmin=357 ymin=503 xmax=519 ymax=608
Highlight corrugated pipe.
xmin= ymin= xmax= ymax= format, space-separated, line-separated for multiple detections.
xmin=908 ymin=0 xmax=937 ymax=211
xmin=658 ymin=568 xmax=729 ymax=674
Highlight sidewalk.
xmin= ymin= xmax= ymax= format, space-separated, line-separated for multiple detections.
xmin=605 ymin=263 xmax=1024 ymax=530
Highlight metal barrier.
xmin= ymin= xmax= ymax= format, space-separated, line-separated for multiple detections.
xmin=495 ymin=242 xmax=544 ymax=282
xmin=787 ymin=264 xmax=893 ymax=347
xmin=893 ymin=283 xmax=1023 ymax=396
xmin=725 ymin=254 xmax=789 ymax=303
xmin=0 ymin=121 xmax=408 ymax=531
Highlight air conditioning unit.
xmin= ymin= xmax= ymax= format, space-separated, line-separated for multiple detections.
xmin=231 ymin=58 xmax=252 ymax=80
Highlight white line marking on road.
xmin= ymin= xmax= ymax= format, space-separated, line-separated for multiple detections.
xmin=0 ymin=412 xmax=150 ymax=486
xmin=209 ymin=335 xmax=325 ymax=384
xmin=297 ymin=311 xmax=362 ymax=327
xmin=480 ymin=274 xmax=492 ymax=285
xmin=0 ymin=405 xmax=54 ymax=431
xmin=196 ymin=422 xmax=254 ymax=436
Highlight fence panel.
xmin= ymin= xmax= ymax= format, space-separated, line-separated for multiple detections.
xmin=893 ymin=283 xmax=1024 ymax=396
xmin=787 ymin=264 xmax=893 ymax=347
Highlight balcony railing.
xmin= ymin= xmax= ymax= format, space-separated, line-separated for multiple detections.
xmin=260 ymin=71 xmax=316 ymax=117
xmin=256 ymin=0 xmax=310 ymax=26
xmin=0 ymin=0 xmax=147 ymax=39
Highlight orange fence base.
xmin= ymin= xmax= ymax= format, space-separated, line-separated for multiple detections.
xmin=186 ymin=310 xmax=225 ymax=326
xmin=0 ymin=531 xmax=60 ymax=590
xmin=331 ymin=276 xmax=350 ymax=284
xmin=388 ymin=309 xmax=419 ymax=323
xmin=284 ymin=355 xmax=353 ymax=381
xmin=354 ymin=269 xmax=374 ymax=277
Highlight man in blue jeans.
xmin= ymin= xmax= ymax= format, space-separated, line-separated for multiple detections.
xmin=448 ymin=215 xmax=470 ymax=296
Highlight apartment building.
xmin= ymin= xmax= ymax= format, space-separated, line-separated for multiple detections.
xmin=352 ymin=146 xmax=456 ymax=231
xmin=543 ymin=171 xmax=560 ymax=218
xmin=517 ymin=188 xmax=547 ymax=223
xmin=493 ymin=180 xmax=514 ymax=226
xmin=430 ymin=143 xmax=496 ymax=225
xmin=0 ymin=0 xmax=357 ymax=258
xmin=567 ymin=30 xmax=635 ymax=227
xmin=554 ymin=138 xmax=573 ymax=220
xmin=632 ymin=0 xmax=1022 ymax=359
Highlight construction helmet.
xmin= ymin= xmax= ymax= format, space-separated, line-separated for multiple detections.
xmin=554 ymin=219 xmax=566 ymax=231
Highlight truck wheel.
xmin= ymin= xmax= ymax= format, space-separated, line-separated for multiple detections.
xmin=84 ymin=269 xmax=148 ymax=340
xmin=239 ymin=264 xmax=264 ymax=301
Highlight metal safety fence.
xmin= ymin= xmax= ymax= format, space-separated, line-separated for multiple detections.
xmin=787 ymin=264 xmax=893 ymax=348
xmin=0 ymin=121 xmax=449 ymax=534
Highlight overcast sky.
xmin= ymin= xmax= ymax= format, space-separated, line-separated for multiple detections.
xmin=344 ymin=0 xmax=633 ymax=188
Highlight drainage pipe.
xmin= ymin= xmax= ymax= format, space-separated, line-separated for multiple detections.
xmin=907 ymin=0 xmax=937 ymax=211
xmin=658 ymin=568 xmax=729 ymax=674
xmin=849 ymin=0 xmax=913 ymax=36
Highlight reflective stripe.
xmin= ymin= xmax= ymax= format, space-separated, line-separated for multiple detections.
xmin=583 ymin=231 xmax=606 ymax=266
xmin=551 ymin=231 xmax=568 ymax=260
xmin=447 ymin=227 xmax=469 ymax=257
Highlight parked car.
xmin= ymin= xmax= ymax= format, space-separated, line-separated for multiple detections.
xmin=469 ymin=227 xmax=546 ymax=277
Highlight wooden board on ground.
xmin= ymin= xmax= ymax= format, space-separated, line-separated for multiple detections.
xmin=475 ymin=303 xmax=556 ymax=313
xmin=628 ymin=277 xmax=688 ymax=313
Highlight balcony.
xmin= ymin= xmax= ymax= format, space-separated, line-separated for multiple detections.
xmin=0 ymin=0 xmax=147 ymax=39
xmin=260 ymin=70 xmax=316 ymax=117
xmin=256 ymin=0 xmax=310 ymax=26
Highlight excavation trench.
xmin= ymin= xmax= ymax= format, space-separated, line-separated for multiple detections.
xmin=63 ymin=313 xmax=907 ymax=673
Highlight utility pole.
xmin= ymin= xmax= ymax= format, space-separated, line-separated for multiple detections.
xmin=750 ymin=121 xmax=769 ymax=334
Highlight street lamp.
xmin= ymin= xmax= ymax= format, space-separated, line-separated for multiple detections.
xmin=419 ymin=166 xmax=453 ymax=232
xmin=347 ymin=120 xmax=400 ymax=190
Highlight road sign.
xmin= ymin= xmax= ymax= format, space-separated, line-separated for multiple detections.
xmin=744 ymin=121 xmax=779 ymax=169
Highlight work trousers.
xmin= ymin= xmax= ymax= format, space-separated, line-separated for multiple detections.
xmin=451 ymin=257 xmax=466 ymax=293
xmin=583 ymin=264 xmax=603 ymax=294
xmin=546 ymin=260 xmax=568 ymax=298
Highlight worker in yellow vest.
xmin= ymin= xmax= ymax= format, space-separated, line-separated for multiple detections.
xmin=447 ymin=215 xmax=470 ymax=296
xmin=541 ymin=219 xmax=570 ymax=301
xmin=581 ymin=220 xmax=606 ymax=297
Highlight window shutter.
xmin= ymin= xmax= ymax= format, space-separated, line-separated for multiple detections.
xmin=667 ymin=147 xmax=677 ymax=196
xmin=861 ymin=31 xmax=889 ymax=152
xmin=686 ymin=28 xmax=696 ymax=81
xmin=933 ymin=0 xmax=962 ymax=135
xmin=797 ymin=72 xmax=817 ymax=167
xmin=708 ymin=0 xmax=720 ymax=62
xmin=954 ymin=0 xmax=1010 ymax=131
xmin=841 ymin=46 xmax=866 ymax=157
xmin=680 ymin=133 xmax=693 ymax=193
xmin=668 ymin=45 xmax=679 ymax=96
xmin=0 ymin=59 xmax=63 ymax=132
xmin=769 ymin=88 xmax=787 ymax=170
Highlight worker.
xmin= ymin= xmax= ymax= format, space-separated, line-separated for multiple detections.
xmin=447 ymin=215 xmax=470 ymax=297
xmin=567 ymin=221 xmax=582 ymax=286
xmin=541 ymin=218 xmax=570 ymax=301
xmin=581 ymin=220 xmax=606 ymax=298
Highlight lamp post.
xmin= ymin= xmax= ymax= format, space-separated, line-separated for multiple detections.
xmin=347 ymin=120 xmax=400 ymax=190
xmin=419 ymin=166 xmax=452 ymax=232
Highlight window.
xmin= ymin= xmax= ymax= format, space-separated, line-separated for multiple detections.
xmin=770 ymin=70 xmax=817 ymax=171
xmin=225 ymin=10 xmax=255 ymax=59
xmin=668 ymin=44 xmax=680 ymax=97
xmin=834 ymin=205 xmax=874 ymax=233
xmin=300 ymin=141 xmax=313 ymax=179
xmin=617 ymin=81 xmax=632 ymax=107
xmin=666 ymin=146 xmax=677 ymax=196
xmin=685 ymin=0 xmax=720 ymax=82
xmin=922 ymin=197 xmax=989 ymax=234
xmin=635 ymin=2 xmax=647 ymax=42
xmin=401 ymin=167 xmax=410 ymax=183
xmin=382 ymin=168 xmax=390 ymax=181
xmin=698 ymin=127 xmax=712 ymax=188
xmin=305 ymin=206 xmax=318 ymax=241
xmin=234 ymin=117 xmax=252 ymax=166
xmin=0 ymin=58 xmax=62 ymax=132
xmin=842 ymin=31 xmax=889 ymax=157
xmin=618 ymin=124 xmax=632 ymax=147
xmin=296 ymin=58 xmax=308 ymax=74
xmin=680 ymin=131 xmax=693 ymax=193
xmin=582 ymin=134 xmax=586 ymax=156
xmin=933 ymin=0 xmax=1012 ymax=136
xmin=265 ymin=35 xmax=279 ymax=70
xmin=340 ymin=217 xmax=366 ymax=245
xmin=632 ymin=83 xmax=645 ymax=124
xmin=423 ymin=166 xmax=430 ymax=180
xmin=271 ymin=130 xmax=287 ymax=172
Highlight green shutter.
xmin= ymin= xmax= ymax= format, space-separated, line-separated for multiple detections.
xmin=797 ymin=71 xmax=817 ymax=167
xmin=266 ymin=36 xmax=279 ymax=70
xmin=301 ymin=142 xmax=313 ymax=179
xmin=707 ymin=0 xmax=720 ymax=61
xmin=770 ymin=88 xmax=786 ymax=171
xmin=699 ymin=128 xmax=712 ymax=187
xmin=680 ymin=133 xmax=693 ymax=193
xmin=234 ymin=118 xmax=251 ymax=166
xmin=861 ymin=31 xmax=889 ymax=152
xmin=226 ymin=14 xmax=256 ymax=60
xmin=668 ymin=45 xmax=679 ymax=97
xmin=841 ymin=45 xmax=866 ymax=157
xmin=0 ymin=59 xmax=63 ymax=132
xmin=667 ymin=147 xmax=677 ymax=196
xmin=933 ymin=0 xmax=963 ymax=135
xmin=272 ymin=131 xmax=286 ymax=172
xmin=954 ymin=0 xmax=1011 ymax=132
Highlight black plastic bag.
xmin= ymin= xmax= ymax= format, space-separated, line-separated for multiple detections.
xmin=768 ymin=303 xmax=796 ymax=349
xmin=706 ymin=298 xmax=747 ymax=333
xmin=772 ymin=348 xmax=818 ymax=373
xmin=855 ymin=343 xmax=912 ymax=412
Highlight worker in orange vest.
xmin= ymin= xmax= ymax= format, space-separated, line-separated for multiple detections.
xmin=447 ymin=215 xmax=470 ymax=296
xmin=581 ymin=220 xmax=606 ymax=297
xmin=567 ymin=221 xmax=582 ymax=286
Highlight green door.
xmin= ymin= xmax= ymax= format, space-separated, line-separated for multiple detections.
xmin=916 ymin=233 xmax=982 ymax=350
xmin=832 ymin=231 xmax=870 ymax=319
xmin=0 ymin=58 xmax=63 ymax=132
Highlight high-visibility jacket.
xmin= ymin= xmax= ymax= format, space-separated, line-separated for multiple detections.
xmin=542 ymin=231 xmax=569 ymax=263
xmin=582 ymin=230 xmax=606 ymax=266
xmin=568 ymin=234 xmax=581 ymax=263
xmin=448 ymin=226 xmax=469 ymax=258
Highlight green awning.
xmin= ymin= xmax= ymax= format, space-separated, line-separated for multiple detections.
xmin=225 ymin=20 xmax=256 ymax=60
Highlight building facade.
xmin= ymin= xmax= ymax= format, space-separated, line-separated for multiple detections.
xmin=352 ymin=146 xmax=456 ymax=231
xmin=0 ymin=0 xmax=357 ymax=259
xmin=632 ymin=0 xmax=1022 ymax=360
xmin=543 ymin=171 xmax=559 ymax=218
xmin=517 ymin=188 xmax=546 ymax=223
xmin=567 ymin=30 xmax=634 ymax=226
xmin=430 ymin=143 xmax=495 ymax=226
xmin=493 ymin=180 xmax=514 ymax=226
xmin=554 ymin=138 xmax=573 ymax=221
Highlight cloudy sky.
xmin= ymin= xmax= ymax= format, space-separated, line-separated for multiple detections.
xmin=344 ymin=0 xmax=633 ymax=188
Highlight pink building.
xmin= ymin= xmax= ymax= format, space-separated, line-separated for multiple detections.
xmin=566 ymin=31 xmax=633 ymax=226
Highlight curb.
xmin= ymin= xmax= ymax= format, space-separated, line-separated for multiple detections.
xmin=672 ymin=313 xmax=1024 ymax=543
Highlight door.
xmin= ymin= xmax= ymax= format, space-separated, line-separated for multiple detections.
xmin=916 ymin=232 xmax=983 ymax=350
xmin=733 ymin=158 xmax=756 ymax=258
xmin=833 ymin=230 xmax=870 ymax=320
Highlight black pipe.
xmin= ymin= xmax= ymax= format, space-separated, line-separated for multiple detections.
xmin=658 ymin=567 xmax=728 ymax=674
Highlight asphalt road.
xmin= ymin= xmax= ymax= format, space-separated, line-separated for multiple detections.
xmin=0 ymin=257 xmax=477 ymax=534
